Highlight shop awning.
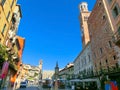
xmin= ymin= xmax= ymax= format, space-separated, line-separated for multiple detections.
xmin=70 ymin=78 xmax=99 ymax=82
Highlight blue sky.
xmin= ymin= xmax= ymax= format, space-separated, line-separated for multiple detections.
xmin=17 ymin=0 xmax=96 ymax=70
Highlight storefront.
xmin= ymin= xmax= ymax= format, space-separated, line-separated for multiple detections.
xmin=70 ymin=78 xmax=100 ymax=90
xmin=0 ymin=61 xmax=9 ymax=88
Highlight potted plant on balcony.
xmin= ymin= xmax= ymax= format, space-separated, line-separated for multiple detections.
xmin=0 ymin=44 xmax=9 ymax=62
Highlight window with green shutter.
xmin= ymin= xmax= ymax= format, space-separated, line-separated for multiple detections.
xmin=1 ymin=24 xmax=6 ymax=34
xmin=11 ymin=0 xmax=14 ymax=8
xmin=107 ymin=0 xmax=112 ymax=4
xmin=6 ymin=11 xmax=10 ymax=21
xmin=118 ymin=26 xmax=120 ymax=35
xmin=1 ymin=0 xmax=6 ymax=6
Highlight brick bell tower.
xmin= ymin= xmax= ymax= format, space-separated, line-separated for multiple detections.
xmin=79 ymin=2 xmax=91 ymax=48
xmin=55 ymin=61 xmax=59 ymax=80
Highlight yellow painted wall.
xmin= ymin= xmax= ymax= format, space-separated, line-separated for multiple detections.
xmin=0 ymin=6 xmax=8 ymax=44
xmin=3 ymin=0 xmax=11 ymax=20
xmin=0 ymin=0 xmax=17 ymax=44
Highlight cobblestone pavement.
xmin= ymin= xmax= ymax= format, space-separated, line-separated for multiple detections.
xmin=38 ymin=86 xmax=72 ymax=90
xmin=17 ymin=86 xmax=39 ymax=90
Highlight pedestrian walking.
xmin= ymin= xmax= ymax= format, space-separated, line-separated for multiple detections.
xmin=48 ymin=83 xmax=51 ymax=90
xmin=72 ymin=84 xmax=75 ymax=90
xmin=15 ymin=82 xmax=17 ymax=89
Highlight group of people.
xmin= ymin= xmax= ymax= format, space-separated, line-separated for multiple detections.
xmin=104 ymin=80 xmax=118 ymax=90
xmin=71 ymin=84 xmax=97 ymax=90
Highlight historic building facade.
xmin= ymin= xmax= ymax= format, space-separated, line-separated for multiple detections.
xmin=0 ymin=0 xmax=17 ymax=44
xmin=73 ymin=0 xmax=120 ymax=89
xmin=21 ymin=64 xmax=40 ymax=85
xmin=103 ymin=0 xmax=120 ymax=47
xmin=87 ymin=0 xmax=120 ymax=89
xmin=42 ymin=70 xmax=54 ymax=80
xmin=74 ymin=42 xmax=93 ymax=78
xmin=59 ymin=63 xmax=74 ymax=80
xmin=0 ymin=0 xmax=25 ymax=89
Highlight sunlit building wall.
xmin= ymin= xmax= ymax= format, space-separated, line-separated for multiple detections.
xmin=59 ymin=63 xmax=74 ymax=80
xmin=103 ymin=0 xmax=120 ymax=33
xmin=74 ymin=42 xmax=94 ymax=78
xmin=88 ymin=0 xmax=120 ymax=82
xmin=0 ymin=0 xmax=23 ymax=88
xmin=0 ymin=0 xmax=17 ymax=44
xmin=42 ymin=70 xmax=54 ymax=80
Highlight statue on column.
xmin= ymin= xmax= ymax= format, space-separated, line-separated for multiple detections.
xmin=39 ymin=60 xmax=43 ymax=85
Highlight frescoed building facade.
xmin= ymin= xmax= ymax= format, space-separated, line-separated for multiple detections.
xmin=0 ymin=0 xmax=24 ymax=89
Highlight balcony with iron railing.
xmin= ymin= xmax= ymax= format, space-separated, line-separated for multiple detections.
xmin=0 ymin=43 xmax=18 ymax=71
xmin=9 ymin=61 xmax=18 ymax=71
xmin=98 ymin=66 xmax=120 ymax=76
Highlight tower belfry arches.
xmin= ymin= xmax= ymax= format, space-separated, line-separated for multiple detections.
xmin=79 ymin=2 xmax=88 ymax=12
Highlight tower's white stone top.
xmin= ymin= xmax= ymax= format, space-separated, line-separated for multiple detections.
xmin=79 ymin=2 xmax=88 ymax=12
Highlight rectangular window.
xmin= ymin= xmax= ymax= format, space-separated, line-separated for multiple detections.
xmin=6 ymin=11 xmax=10 ymax=21
xmin=113 ymin=55 xmax=116 ymax=60
xmin=116 ymin=63 xmax=119 ymax=69
xmin=95 ymin=64 xmax=97 ymax=68
xmin=84 ymin=16 xmax=88 ymax=21
xmin=100 ymin=62 xmax=101 ymax=66
xmin=94 ymin=52 xmax=96 ymax=58
xmin=102 ymin=15 xmax=106 ymax=20
xmin=81 ymin=60 xmax=83 ymax=67
xmin=1 ymin=0 xmax=6 ymax=6
xmin=107 ymin=0 xmax=112 ymax=4
xmin=108 ymin=41 xmax=112 ymax=48
xmin=118 ymin=26 xmax=120 ymax=35
xmin=112 ymin=3 xmax=120 ymax=18
xmin=100 ymin=48 xmax=103 ymax=54
xmin=106 ymin=59 xmax=108 ymax=63
xmin=12 ymin=13 xmax=16 ymax=24
xmin=2 ymin=24 xmax=6 ymax=34
xmin=11 ymin=0 xmax=14 ymax=8
xmin=107 ymin=66 xmax=110 ymax=71
xmin=88 ymin=55 xmax=90 ymax=62
xmin=84 ymin=57 xmax=86 ymax=65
